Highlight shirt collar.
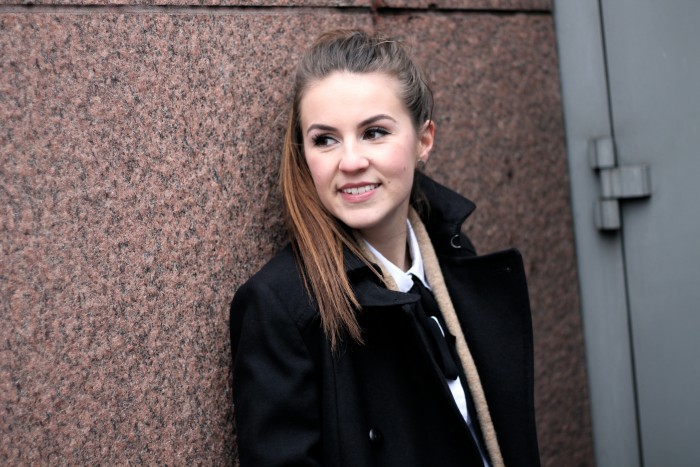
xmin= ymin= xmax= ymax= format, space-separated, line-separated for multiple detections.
xmin=363 ymin=219 xmax=430 ymax=293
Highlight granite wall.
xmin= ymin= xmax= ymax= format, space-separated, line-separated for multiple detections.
xmin=1 ymin=0 xmax=594 ymax=465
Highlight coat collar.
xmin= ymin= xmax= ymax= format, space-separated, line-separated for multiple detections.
xmin=415 ymin=172 xmax=476 ymax=252
xmin=342 ymin=248 xmax=417 ymax=308
xmin=343 ymin=173 xmax=476 ymax=309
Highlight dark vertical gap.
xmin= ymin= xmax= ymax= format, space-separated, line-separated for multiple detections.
xmin=596 ymin=1 xmax=645 ymax=465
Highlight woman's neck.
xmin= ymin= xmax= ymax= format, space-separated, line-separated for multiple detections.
xmin=362 ymin=226 xmax=411 ymax=272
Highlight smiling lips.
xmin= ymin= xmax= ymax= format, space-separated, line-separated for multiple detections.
xmin=340 ymin=183 xmax=379 ymax=195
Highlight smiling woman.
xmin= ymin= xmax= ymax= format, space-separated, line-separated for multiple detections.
xmin=230 ymin=29 xmax=540 ymax=467
xmin=301 ymin=71 xmax=434 ymax=265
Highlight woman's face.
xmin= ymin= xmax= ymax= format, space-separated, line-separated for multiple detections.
xmin=300 ymin=71 xmax=434 ymax=244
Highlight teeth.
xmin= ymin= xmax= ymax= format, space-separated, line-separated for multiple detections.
xmin=342 ymin=184 xmax=378 ymax=195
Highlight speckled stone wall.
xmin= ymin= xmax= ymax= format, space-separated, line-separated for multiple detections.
xmin=1 ymin=1 xmax=593 ymax=465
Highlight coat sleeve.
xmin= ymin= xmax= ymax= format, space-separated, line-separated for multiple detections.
xmin=230 ymin=278 xmax=322 ymax=467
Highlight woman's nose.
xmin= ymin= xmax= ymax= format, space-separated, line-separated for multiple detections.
xmin=338 ymin=142 xmax=370 ymax=172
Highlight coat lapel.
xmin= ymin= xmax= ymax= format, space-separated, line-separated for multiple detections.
xmin=440 ymin=249 xmax=538 ymax=465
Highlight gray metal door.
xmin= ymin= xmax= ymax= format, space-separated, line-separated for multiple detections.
xmin=555 ymin=1 xmax=700 ymax=466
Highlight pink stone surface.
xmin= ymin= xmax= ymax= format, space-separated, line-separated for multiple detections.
xmin=1 ymin=7 xmax=590 ymax=467
xmin=0 ymin=11 xmax=370 ymax=464
xmin=382 ymin=0 xmax=551 ymax=10
xmin=0 ymin=0 xmax=370 ymax=6
xmin=0 ymin=0 xmax=550 ymax=8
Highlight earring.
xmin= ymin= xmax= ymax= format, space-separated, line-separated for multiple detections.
xmin=416 ymin=159 xmax=427 ymax=171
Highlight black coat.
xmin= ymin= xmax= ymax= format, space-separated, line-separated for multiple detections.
xmin=230 ymin=175 xmax=540 ymax=466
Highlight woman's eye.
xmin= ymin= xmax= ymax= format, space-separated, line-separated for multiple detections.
xmin=364 ymin=127 xmax=390 ymax=140
xmin=312 ymin=135 xmax=336 ymax=147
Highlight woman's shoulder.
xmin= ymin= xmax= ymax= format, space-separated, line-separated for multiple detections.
xmin=232 ymin=243 xmax=316 ymax=329
xmin=246 ymin=243 xmax=300 ymax=286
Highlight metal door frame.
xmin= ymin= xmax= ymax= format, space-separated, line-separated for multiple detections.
xmin=553 ymin=1 xmax=641 ymax=465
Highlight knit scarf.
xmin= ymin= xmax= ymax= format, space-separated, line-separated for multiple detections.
xmin=356 ymin=208 xmax=504 ymax=467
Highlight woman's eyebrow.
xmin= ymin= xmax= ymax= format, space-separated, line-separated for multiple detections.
xmin=306 ymin=123 xmax=336 ymax=135
xmin=360 ymin=114 xmax=397 ymax=126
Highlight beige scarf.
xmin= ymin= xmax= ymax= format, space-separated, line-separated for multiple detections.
xmin=357 ymin=208 xmax=504 ymax=467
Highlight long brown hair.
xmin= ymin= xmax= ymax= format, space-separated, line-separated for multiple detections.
xmin=280 ymin=30 xmax=434 ymax=349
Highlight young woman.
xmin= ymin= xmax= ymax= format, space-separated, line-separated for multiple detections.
xmin=230 ymin=30 xmax=540 ymax=467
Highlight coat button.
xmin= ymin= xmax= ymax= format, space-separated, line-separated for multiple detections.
xmin=368 ymin=427 xmax=383 ymax=446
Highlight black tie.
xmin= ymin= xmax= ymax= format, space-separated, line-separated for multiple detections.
xmin=409 ymin=275 xmax=460 ymax=380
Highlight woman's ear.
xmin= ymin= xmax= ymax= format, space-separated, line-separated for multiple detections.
xmin=417 ymin=120 xmax=435 ymax=164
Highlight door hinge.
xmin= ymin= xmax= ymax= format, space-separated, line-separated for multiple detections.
xmin=589 ymin=137 xmax=652 ymax=231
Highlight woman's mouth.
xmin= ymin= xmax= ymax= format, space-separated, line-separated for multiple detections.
xmin=340 ymin=184 xmax=379 ymax=195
